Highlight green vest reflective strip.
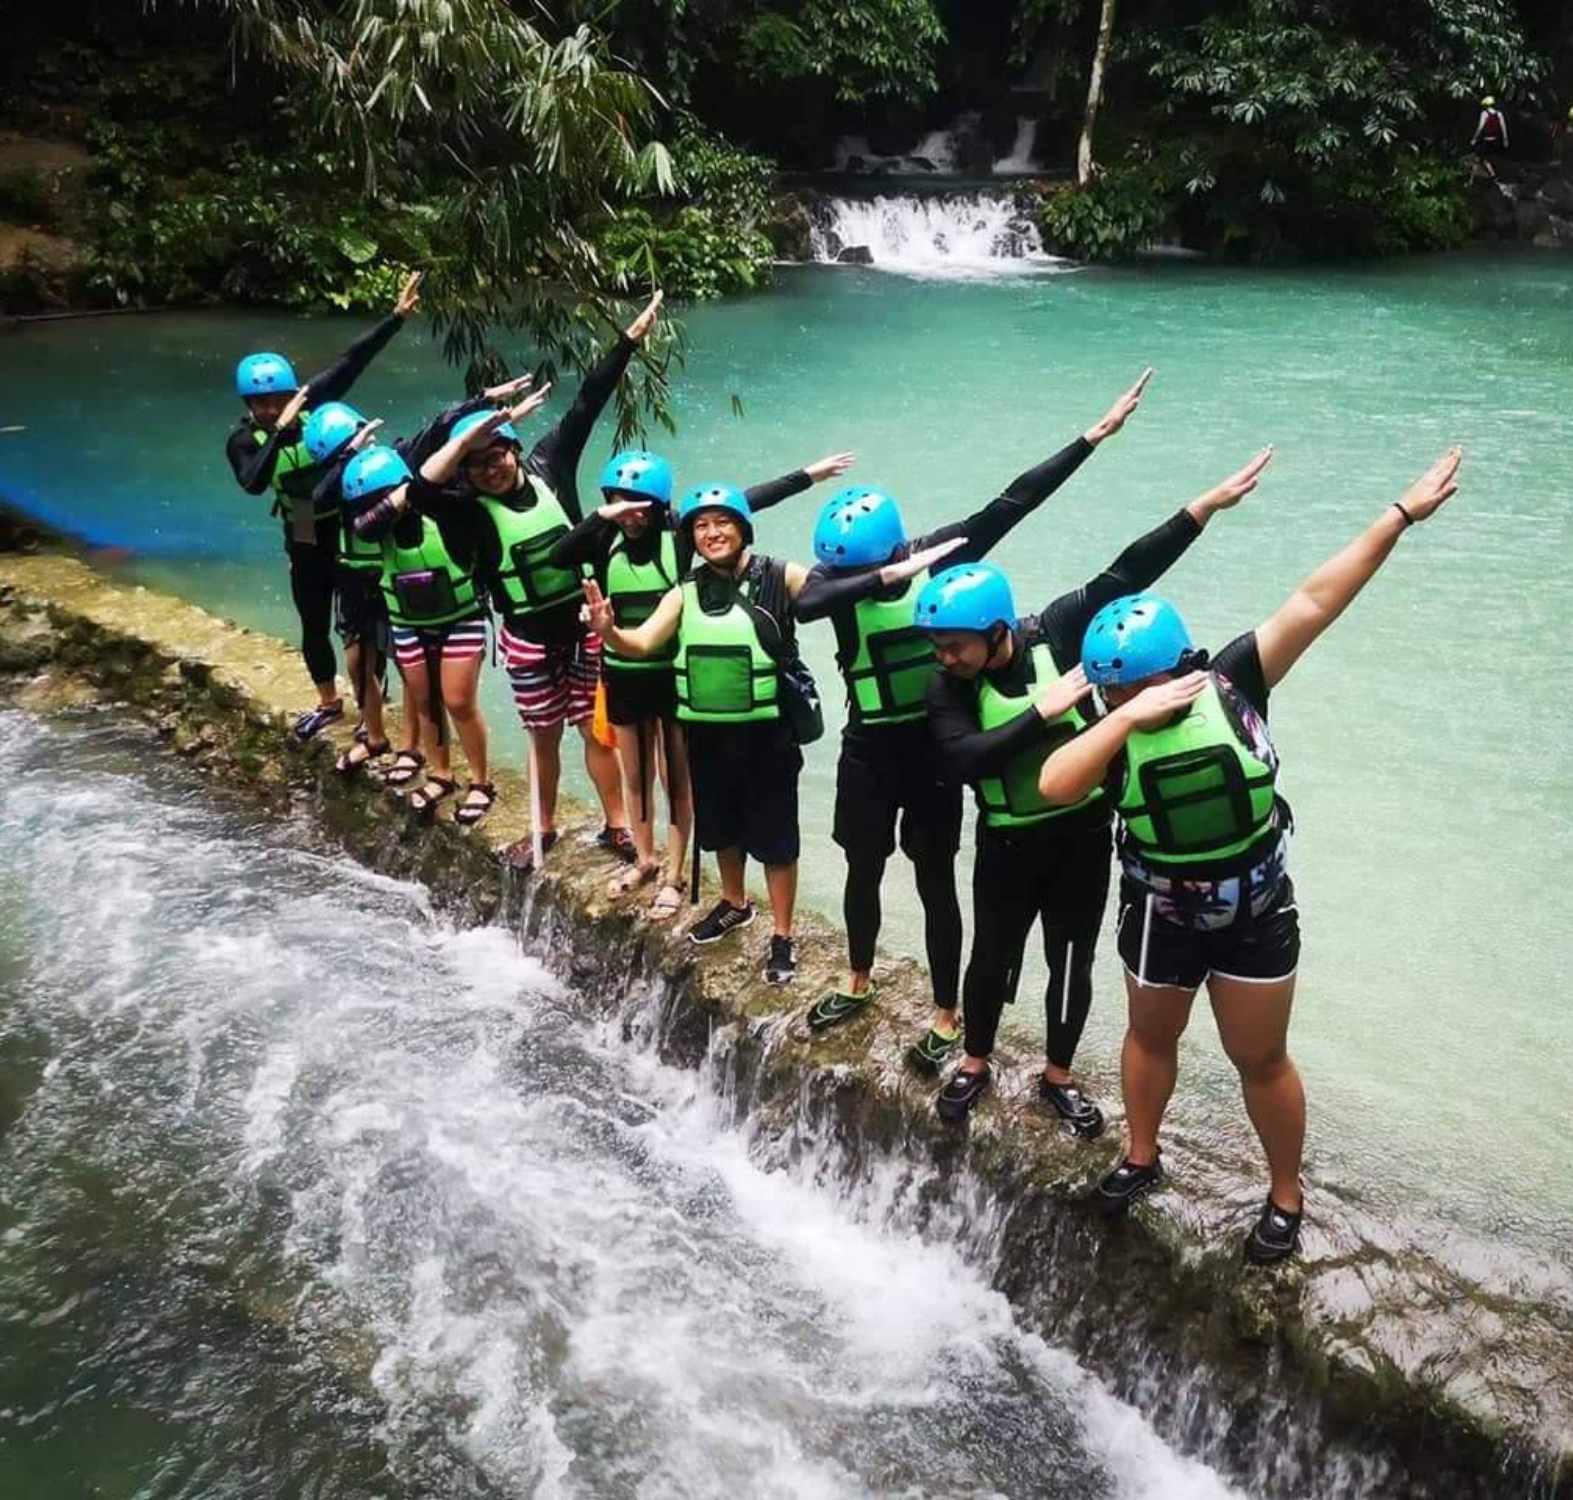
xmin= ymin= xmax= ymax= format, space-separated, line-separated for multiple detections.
xmin=844 ymin=575 xmax=935 ymax=727
xmin=254 ymin=424 xmax=335 ymax=521
xmin=604 ymin=531 xmax=678 ymax=672
xmin=975 ymin=643 xmax=1103 ymax=829
xmin=1117 ymin=677 xmax=1278 ymax=871
xmin=479 ymin=477 xmax=584 ymax=618
xmin=673 ymin=576 xmax=779 ymax=724
xmin=379 ymin=516 xmax=480 ymax=628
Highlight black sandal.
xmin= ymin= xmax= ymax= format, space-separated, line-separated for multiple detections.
xmin=381 ymin=750 xmax=426 ymax=789
xmin=454 ymin=781 xmax=497 ymax=827
xmin=337 ymin=738 xmax=391 ymax=778
xmin=407 ymin=776 xmax=457 ymax=818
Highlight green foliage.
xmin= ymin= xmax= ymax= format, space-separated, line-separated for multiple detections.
xmin=593 ymin=125 xmax=776 ymax=299
xmin=1039 ymin=167 xmax=1171 ymax=259
xmin=1135 ymin=0 xmax=1544 ymax=256
xmin=0 ymin=170 xmax=62 ymax=228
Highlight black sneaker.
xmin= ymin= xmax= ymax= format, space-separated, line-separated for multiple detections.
xmin=1036 ymin=1077 xmax=1106 ymax=1140
xmin=807 ymin=983 xmax=875 ymax=1030
xmin=292 ymin=699 xmax=345 ymax=741
xmin=688 ymin=898 xmax=756 ymax=946
xmin=763 ymin=935 xmax=797 ymax=985
xmin=935 ymin=1067 xmax=991 ymax=1123
xmin=906 ymin=1026 xmax=962 ymax=1076
xmin=1093 ymin=1155 xmax=1163 ymax=1216
xmin=1243 ymin=1197 xmax=1303 ymax=1265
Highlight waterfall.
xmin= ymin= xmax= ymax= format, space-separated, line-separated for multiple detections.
xmin=806 ymin=192 xmax=1066 ymax=278
xmin=994 ymin=116 xmax=1040 ymax=174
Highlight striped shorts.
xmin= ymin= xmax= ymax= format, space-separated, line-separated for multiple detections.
xmin=500 ymin=623 xmax=601 ymax=731
xmin=391 ymin=618 xmax=489 ymax=672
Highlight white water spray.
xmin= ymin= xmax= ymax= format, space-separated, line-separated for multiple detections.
xmin=807 ymin=192 xmax=1068 ymax=279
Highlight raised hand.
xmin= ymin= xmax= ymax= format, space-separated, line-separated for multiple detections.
xmin=583 ymin=578 xmax=615 ymax=637
xmin=1036 ymin=664 xmax=1095 ymax=721
xmin=597 ymin=498 xmax=652 ymax=523
xmin=482 ymin=374 xmax=534 ymax=403
xmin=507 ymin=382 xmax=553 ymax=425
xmin=1193 ymin=446 xmax=1274 ymax=519
xmin=1119 ymin=670 xmax=1208 ymax=729
xmin=394 ymin=270 xmax=424 ymax=319
xmin=805 ymin=451 xmax=856 ymax=484
xmin=1086 ymin=367 xmax=1154 ymax=446
xmin=626 ymin=290 xmax=664 ymax=343
xmin=880 ymin=536 xmax=967 ymax=585
xmin=1396 ymin=447 xmax=1462 ymax=523
xmin=276 ymin=383 xmax=312 ymax=431
xmin=348 ymin=417 xmax=385 ymax=453
xmin=457 ymin=406 xmax=516 ymax=452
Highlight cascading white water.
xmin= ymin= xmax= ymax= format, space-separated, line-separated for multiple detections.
xmin=993 ymin=116 xmax=1040 ymax=173
xmin=807 ymin=192 xmax=1068 ymax=278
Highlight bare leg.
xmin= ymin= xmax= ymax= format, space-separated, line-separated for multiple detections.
xmin=1209 ymin=974 xmax=1305 ymax=1211
xmin=763 ymin=861 xmax=797 ymax=940
xmin=1121 ymin=972 xmax=1196 ymax=1165
xmin=529 ymin=720 xmax=565 ymax=834
xmin=614 ymin=720 xmax=657 ymax=867
xmin=716 ymin=846 xmax=748 ymax=908
xmin=346 ymin=640 xmax=387 ymax=744
xmin=582 ymin=720 xmax=627 ymax=828
xmin=659 ymin=718 xmax=693 ymax=884
xmin=440 ymin=652 xmax=488 ymax=785
xmin=400 ymin=656 xmax=451 ymax=781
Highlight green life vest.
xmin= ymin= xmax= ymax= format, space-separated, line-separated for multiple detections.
xmin=339 ymin=484 xmax=384 ymax=573
xmin=379 ymin=515 xmax=481 ymax=629
xmin=478 ymin=477 xmax=584 ymax=619
xmin=253 ymin=423 xmax=335 ymax=522
xmin=1117 ymin=676 xmax=1279 ymax=873
xmin=975 ymin=643 xmax=1103 ymax=829
xmin=673 ymin=574 xmax=779 ymax=724
xmin=843 ymin=575 xmax=935 ymax=727
xmin=604 ymin=530 xmax=679 ymax=673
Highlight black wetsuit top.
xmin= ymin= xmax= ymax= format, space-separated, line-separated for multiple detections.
xmin=926 ymin=507 xmax=1203 ymax=833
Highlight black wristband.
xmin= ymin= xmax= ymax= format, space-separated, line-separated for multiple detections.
xmin=1393 ymin=501 xmax=1415 ymax=527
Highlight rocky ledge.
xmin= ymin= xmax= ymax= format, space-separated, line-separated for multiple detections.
xmin=0 ymin=546 xmax=1568 ymax=1499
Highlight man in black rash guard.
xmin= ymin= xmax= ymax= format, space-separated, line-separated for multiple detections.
xmin=420 ymin=293 xmax=664 ymax=850
xmin=224 ymin=271 xmax=422 ymax=739
xmin=918 ymin=448 xmax=1273 ymax=1130
xmin=793 ymin=371 xmax=1152 ymax=1063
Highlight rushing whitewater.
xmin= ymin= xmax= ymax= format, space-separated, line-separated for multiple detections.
xmin=807 ymin=193 xmax=1066 ymax=277
xmin=0 ymin=711 xmax=1239 ymax=1500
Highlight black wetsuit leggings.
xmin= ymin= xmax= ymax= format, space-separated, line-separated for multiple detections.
xmin=285 ymin=526 xmax=338 ymax=686
xmin=845 ymin=851 xmax=963 ymax=1012
xmin=961 ymin=820 xmax=1113 ymax=1067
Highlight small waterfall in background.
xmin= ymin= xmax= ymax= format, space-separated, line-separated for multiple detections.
xmin=806 ymin=192 xmax=1063 ymax=277
xmin=993 ymin=116 xmax=1041 ymax=174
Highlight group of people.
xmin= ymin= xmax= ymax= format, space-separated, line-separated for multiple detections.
xmin=227 ymin=282 xmax=1462 ymax=1264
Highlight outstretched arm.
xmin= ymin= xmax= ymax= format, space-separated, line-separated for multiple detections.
xmin=419 ymin=388 xmax=553 ymax=487
xmin=306 ymin=272 xmax=422 ymax=403
xmin=793 ymin=536 xmax=968 ymax=622
xmin=746 ymin=451 xmax=856 ymax=516
xmin=1255 ymin=449 xmax=1461 ymax=690
xmin=584 ymin=578 xmax=682 ymax=658
xmin=942 ymin=368 xmax=1152 ymax=564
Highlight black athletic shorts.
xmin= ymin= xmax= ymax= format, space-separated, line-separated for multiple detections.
xmin=1116 ymin=875 xmax=1300 ymax=990
xmin=685 ymin=718 xmax=802 ymax=865
xmin=334 ymin=566 xmax=385 ymax=647
xmin=604 ymin=665 xmax=677 ymax=727
xmin=832 ymin=722 xmax=962 ymax=864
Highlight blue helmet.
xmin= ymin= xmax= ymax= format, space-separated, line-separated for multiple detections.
xmin=678 ymin=482 xmax=754 ymax=544
xmin=913 ymin=562 xmax=1015 ymax=634
xmin=1081 ymin=593 xmax=1194 ymax=685
xmin=812 ymin=486 xmax=907 ymax=569
xmin=450 ymin=410 xmax=519 ymax=448
xmin=302 ymin=402 xmax=367 ymax=463
xmin=341 ymin=445 xmax=412 ymax=510
xmin=236 ymin=352 xmax=298 ymax=398
xmin=600 ymin=449 xmax=674 ymax=506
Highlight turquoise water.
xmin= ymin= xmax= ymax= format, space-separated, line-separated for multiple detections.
xmin=2 ymin=254 xmax=1570 ymax=1263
